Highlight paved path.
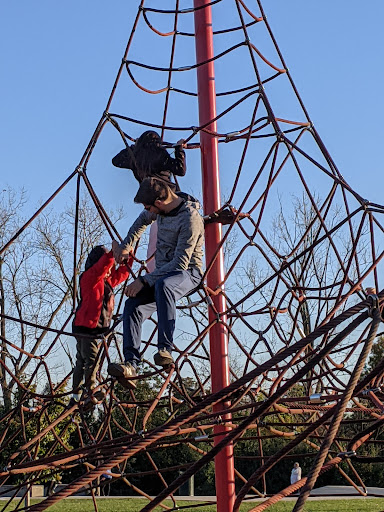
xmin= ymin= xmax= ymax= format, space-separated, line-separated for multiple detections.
xmin=158 ymin=486 xmax=384 ymax=502
xmin=2 ymin=486 xmax=384 ymax=502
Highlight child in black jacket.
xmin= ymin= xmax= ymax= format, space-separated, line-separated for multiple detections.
xmin=112 ymin=130 xmax=186 ymax=187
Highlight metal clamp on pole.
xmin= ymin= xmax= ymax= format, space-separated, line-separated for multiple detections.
xmin=194 ymin=434 xmax=209 ymax=441
xmin=309 ymin=393 xmax=323 ymax=403
xmin=336 ymin=450 xmax=356 ymax=459
xmin=366 ymin=288 xmax=379 ymax=318
xmin=362 ymin=387 xmax=380 ymax=396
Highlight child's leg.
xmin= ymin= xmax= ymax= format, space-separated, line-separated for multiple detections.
xmin=72 ymin=336 xmax=85 ymax=392
xmin=83 ymin=338 xmax=100 ymax=391
xmin=123 ymin=289 xmax=156 ymax=368
xmin=155 ymin=269 xmax=201 ymax=352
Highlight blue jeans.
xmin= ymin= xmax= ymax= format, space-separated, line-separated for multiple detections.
xmin=123 ymin=268 xmax=201 ymax=367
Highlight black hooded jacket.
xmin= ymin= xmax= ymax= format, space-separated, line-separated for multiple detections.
xmin=112 ymin=144 xmax=186 ymax=186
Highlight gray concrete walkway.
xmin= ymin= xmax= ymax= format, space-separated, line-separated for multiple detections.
xmin=2 ymin=486 xmax=383 ymax=502
xmin=155 ymin=486 xmax=384 ymax=502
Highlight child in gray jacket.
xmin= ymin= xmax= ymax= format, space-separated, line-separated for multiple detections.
xmin=108 ymin=178 xmax=204 ymax=387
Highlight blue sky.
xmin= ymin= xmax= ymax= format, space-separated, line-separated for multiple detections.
xmin=1 ymin=1 xmax=384 ymax=219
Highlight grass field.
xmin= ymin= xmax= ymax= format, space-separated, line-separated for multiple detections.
xmin=4 ymin=498 xmax=384 ymax=512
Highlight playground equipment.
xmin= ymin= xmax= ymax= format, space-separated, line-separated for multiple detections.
xmin=1 ymin=2 xmax=384 ymax=511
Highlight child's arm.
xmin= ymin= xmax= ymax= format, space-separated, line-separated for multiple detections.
xmin=109 ymin=259 xmax=131 ymax=288
xmin=112 ymin=146 xmax=136 ymax=170
xmin=167 ymin=142 xmax=186 ymax=177
xmin=121 ymin=210 xmax=155 ymax=250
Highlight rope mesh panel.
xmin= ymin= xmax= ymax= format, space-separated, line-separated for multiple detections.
xmin=1 ymin=1 xmax=384 ymax=511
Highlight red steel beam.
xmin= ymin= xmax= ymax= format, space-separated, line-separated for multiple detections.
xmin=193 ymin=1 xmax=236 ymax=510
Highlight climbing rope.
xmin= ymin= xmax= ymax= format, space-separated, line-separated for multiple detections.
xmin=1 ymin=1 xmax=384 ymax=511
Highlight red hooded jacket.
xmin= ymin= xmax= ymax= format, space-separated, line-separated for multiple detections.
xmin=73 ymin=251 xmax=129 ymax=334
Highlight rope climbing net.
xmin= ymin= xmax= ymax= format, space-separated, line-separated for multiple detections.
xmin=1 ymin=1 xmax=384 ymax=511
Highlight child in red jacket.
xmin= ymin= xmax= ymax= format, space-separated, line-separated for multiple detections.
xmin=70 ymin=245 xmax=129 ymax=405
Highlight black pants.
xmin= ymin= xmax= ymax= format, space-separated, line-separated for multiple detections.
xmin=72 ymin=335 xmax=100 ymax=391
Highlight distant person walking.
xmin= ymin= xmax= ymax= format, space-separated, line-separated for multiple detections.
xmin=290 ymin=462 xmax=302 ymax=485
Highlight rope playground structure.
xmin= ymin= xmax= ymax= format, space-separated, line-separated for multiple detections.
xmin=2 ymin=1 xmax=384 ymax=511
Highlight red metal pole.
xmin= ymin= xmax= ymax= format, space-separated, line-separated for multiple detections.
xmin=193 ymin=2 xmax=236 ymax=510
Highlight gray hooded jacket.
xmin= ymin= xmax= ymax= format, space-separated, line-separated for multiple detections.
xmin=121 ymin=199 xmax=204 ymax=287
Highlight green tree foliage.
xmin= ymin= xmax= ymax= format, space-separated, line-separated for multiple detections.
xmin=0 ymin=382 xmax=76 ymax=486
xmin=364 ymin=334 xmax=384 ymax=375
xmin=93 ymin=369 xmax=215 ymax=496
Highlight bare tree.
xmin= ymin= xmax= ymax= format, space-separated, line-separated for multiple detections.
xmin=0 ymin=188 xmax=124 ymax=409
xmin=226 ymin=191 xmax=370 ymax=394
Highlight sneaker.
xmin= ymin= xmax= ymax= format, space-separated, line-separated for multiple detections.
xmin=154 ymin=348 xmax=174 ymax=367
xmin=108 ymin=362 xmax=137 ymax=389
xmin=68 ymin=397 xmax=79 ymax=408
xmin=82 ymin=397 xmax=96 ymax=412
xmin=108 ymin=362 xmax=137 ymax=378
xmin=90 ymin=389 xmax=106 ymax=404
